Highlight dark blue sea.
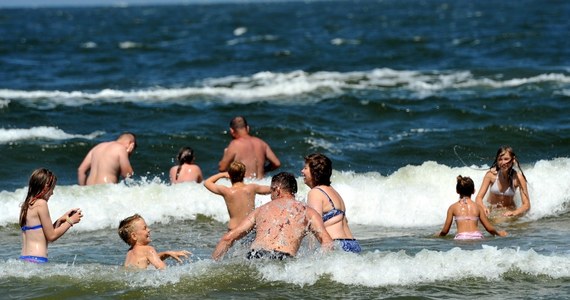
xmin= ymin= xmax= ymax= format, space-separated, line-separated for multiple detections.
xmin=1 ymin=0 xmax=570 ymax=298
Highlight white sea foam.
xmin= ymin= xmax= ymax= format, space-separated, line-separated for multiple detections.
xmin=1 ymin=69 xmax=568 ymax=107
xmin=1 ymin=158 xmax=568 ymax=230
xmin=1 ymin=246 xmax=568 ymax=287
xmin=0 ymin=126 xmax=104 ymax=144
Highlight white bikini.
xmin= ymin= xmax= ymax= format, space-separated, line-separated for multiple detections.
xmin=489 ymin=172 xmax=515 ymax=197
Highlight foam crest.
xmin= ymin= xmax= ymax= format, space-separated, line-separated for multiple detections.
xmin=0 ymin=126 xmax=103 ymax=144
xmin=2 ymin=69 xmax=568 ymax=107
xmin=1 ymin=158 xmax=567 ymax=229
xmin=257 ymin=246 xmax=570 ymax=287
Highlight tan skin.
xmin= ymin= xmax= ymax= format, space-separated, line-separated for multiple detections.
xmin=439 ymin=195 xmax=507 ymax=238
xmin=124 ymin=218 xmax=190 ymax=270
xmin=218 ymin=126 xmax=281 ymax=179
xmin=21 ymin=185 xmax=83 ymax=259
xmin=302 ymin=163 xmax=355 ymax=240
xmin=78 ymin=134 xmax=135 ymax=185
xmin=204 ymin=172 xmax=271 ymax=230
xmin=475 ymin=151 xmax=530 ymax=217
xmin=169 ymin=162 xmax=203 ymax=184
xmin=212 ymin=186 xmax=333 ymax=261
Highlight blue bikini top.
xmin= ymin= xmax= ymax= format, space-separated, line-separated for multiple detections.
xmin=315 ymin=187 xmax=345 ymax=222
xmin=21 ymin=224 xmax=43 ymax=231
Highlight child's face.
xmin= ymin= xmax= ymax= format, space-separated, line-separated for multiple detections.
xmin=131 ymin=218 xmax=151 ymax=245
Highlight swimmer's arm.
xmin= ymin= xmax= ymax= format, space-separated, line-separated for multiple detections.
xmin=438 ymin=205 xmax=454 ymax=237
xmin=146 ymin=246 xmax=167 ymax=270
xmin=158 ymin=250 xmax=191 ymax=263
xmin=218 ymin=145 xmax=236 ymax=172
xmin=253 ymin=184 xmax=271 ymax=195
xmin=36 ymin=201 xmax=73 ymax=242
xmin=263 ymin=143 xmax=281 ymax=173
xmin=118 ymin=149 xmax=134 ymax=179
xmin=480 ymin=209 xmax=507 ymax=237
xmin=505 ymin=172 xmax=530 ymax=217
xmin=77 ymin=150 xmax=93 ymax=185
xmin=212 ymin=210 xmax=256 ymax=261
xmin=475 ymin=172 xmax=493 ymax=215
xmin=204 ymin=172 xmax=230 ymax=195
xmin=307 ymin=207 xmax=333 ymax=251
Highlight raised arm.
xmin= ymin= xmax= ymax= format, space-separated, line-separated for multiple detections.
xmin=204 ymin=172 xmax=230 ymax=195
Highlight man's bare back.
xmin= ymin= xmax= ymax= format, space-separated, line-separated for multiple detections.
xmin=218 ymin=116 xmax=280 ymax=179
xmin=77 ymin=133 xmax=136 ymax=185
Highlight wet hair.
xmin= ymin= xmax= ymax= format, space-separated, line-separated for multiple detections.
xmin=175 ymin=147 xmax=195 ymax=180
xmin=229 ymin=116 xmax=248 ymax=130
xmin=19 ymin=168 xmax=57 ymax=227
xmin=271 ymin=172 xmax=298 ymax=195
xmin=228 ymin=161 xmax=246 ymax=184
xmin=490 ymin=146 xmax=527 ymax=188
xmin=456 ymin=175 xmax=475 ymax=197
xmin=304 ymin=153 xmax=332 ymax=186
xmin=118 ymin=214 xmax=143 ymax=246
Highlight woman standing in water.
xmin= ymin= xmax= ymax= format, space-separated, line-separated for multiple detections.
xmin=475 ymin=146 xmax=530 ymax=221
xmin=302 ymin=153 xmax=361 ymax=253
xmin=19 ymin=168 xmax=83 ymax=263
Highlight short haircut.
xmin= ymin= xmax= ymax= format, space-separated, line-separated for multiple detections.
xmin=271 ymin=172 xmax=298 ymax=195
xmin=304 ymin=153 xmax=332 ymax=186
xmin=119 ymin=131 xmax=137 ymax=151
xmin=228 ymin=161 xmax=246 ymax=183
xmin=229 ymin=116 xmax=248 ymax=130
xmin=118 ymin=214 xmax=143 ymax=246
xmin=456 ymin=175 xmax=475 ymax=197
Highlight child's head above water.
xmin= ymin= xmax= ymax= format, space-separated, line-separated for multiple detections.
xmin=118 ymin=214 xmax=148 ymax=247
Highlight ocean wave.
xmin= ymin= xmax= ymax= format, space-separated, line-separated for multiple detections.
xmin=1 ymin=246 xmax=569 ymax=288
xmin=1 ymin=69 xmax=568 ymax=107
xmin=1 ymin=157 xmax=568 ymax=229
xmin=0 ymin=127 xmax=104 ymax=144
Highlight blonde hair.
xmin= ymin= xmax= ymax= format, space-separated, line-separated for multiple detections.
xmin=228 ymin=161 xmax=246 ymax=184
xmin=118 ymin=214 xmax=143 ymax=246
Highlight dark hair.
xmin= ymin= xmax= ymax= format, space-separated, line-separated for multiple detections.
xmin=229 ymin=116 xmax=248 ymax=130
xmin=175 ymin=147 xmax=195 ymax=180
xmin=228 ymin=161 xmax=246 ymax=184
xmin=118 ymin=214 xmax=143 ymax=246
xmin=19 ymin=168 xmax=57 ymax=227
xmin=304 ymin=153 xmax=332 ymax=186
xmin=456 ymin=175 xmax=475 ymax=197
xmin=490 ymin=145 xmax=527 ymax=188
xmin=271 ymin=172 xmax=298 ymax=195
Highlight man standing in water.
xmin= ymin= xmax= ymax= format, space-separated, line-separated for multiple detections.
xmin=77 ymin=132 xmax=137 ymax=185
xmin=218 ymin=116 xmax=281 ymax=179
xmin=212 ymin=172 xmax=333 ymax=260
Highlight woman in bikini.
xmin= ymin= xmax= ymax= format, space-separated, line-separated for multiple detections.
xmin=19 ymin=168 xmax=83 ymax=263
xmin=475 ymin=146 xmax=530 ymax=222
xmin=302 ymin=153 xmax=361 ymax=253
xmin=439 ymin=175 xmax=507 ymax=240
xmin=169 ymin=147 xmax=203 ymax=184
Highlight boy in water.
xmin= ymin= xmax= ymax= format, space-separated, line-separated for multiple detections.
xmin=204 ymin=161 xmax=271 ymax=230
xmin=118 ymin=214 xmax=190 ymax=269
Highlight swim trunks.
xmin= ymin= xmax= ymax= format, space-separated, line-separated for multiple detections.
xmin=19 ymin=255 xmax=48 ymax=263
xmin=334 ymin=238 xmax=362 ymax=253
xmin=454 ymin=231 xmax=484 ymax=240
xmin=246 ymin=249 xmax=293 ymax=260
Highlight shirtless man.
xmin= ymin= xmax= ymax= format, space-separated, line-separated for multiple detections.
xmin=218 ymin=116 xmax=281 ymax=179
xmin=212 ymin=172 xmax=333 ymax=261
xmin=77 ymin=132 xmax=136 ymax=185
xmin=204 ymin=161 xmax=271 ymax=230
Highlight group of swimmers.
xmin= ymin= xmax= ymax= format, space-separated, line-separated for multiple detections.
xmin=18 ymin=114 xmax=531 ymax=267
